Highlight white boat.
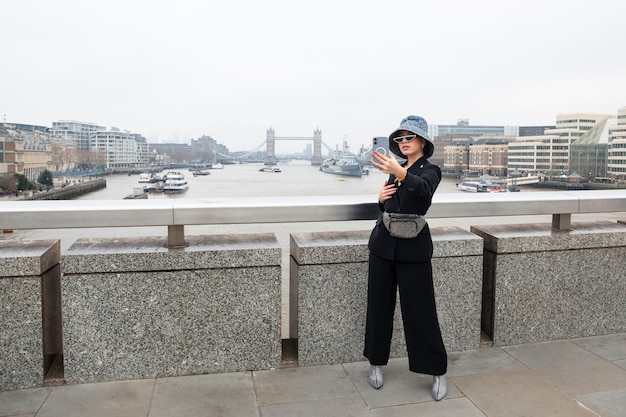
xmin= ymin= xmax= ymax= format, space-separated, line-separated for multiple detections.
xmin=138 ymin=173 xmax=152 ymax=183
xmin=162 ymin=171 xmax=189 ymax=193
xmin=457 ymin=180 xmax=489 ymax=192
xmin=457 ymin=180 xmax=507 ymax=193
xmin=210 ymin=163 xmax=224 ymax=169
xmin=259 ymin=167 xmax=281 ymax=173
xmin=191 ymin=170 xmax=211 ymax=176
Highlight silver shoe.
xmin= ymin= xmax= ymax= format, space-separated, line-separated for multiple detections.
xmin=368 ymin=365 xmax=384 ymax=389
xmin=431 ymin=375 xmax=447 ymax=401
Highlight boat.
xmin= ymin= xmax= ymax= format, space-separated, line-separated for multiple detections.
xmin=457 ymin=180 xmax=490 ymax=192
xmin=124 ymin=187 xmax=148 ymax=199
xmin=319 ymin=153 xmax=363 ymax=177
xmin=210 ymin=163 xmax=224 ymax=169
xmin=457 ymin=178 xmax=509 ymax=193
xmin=162 ymin=171 xmax=189 ymax=193
xmin=259 ymin=167 xmax=281 ymax=173
xmin=192 ymin=170 xmax=211 ymax=176
xmin=319 ymin=139 xmax=363 ymax=177
xmin=138 ymin=173 xmax=152 ymax=183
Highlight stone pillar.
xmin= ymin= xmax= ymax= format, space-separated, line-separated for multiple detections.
xmin=0 ymin=240 xmax=61 ymax=390
xmin=471 ymin=221 xmax=626 ymax=346
xmin=61 ymin=234 xmax=282 ymax=384
xmin=290 ymin=227 xmax=483 ymax=366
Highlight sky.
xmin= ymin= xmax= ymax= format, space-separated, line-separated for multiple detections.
xmin=2 ymin=0 xmax=625 ymax=153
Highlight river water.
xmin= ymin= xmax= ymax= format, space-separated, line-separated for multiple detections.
xmin=8 ymin=160 xmax=624 ymax=251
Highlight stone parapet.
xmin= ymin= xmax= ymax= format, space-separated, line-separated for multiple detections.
xmin=0 ymin=240 xmax=61 ymax=390
xmin=291 ymin=227 xmax=483 ymax=366
xmin=61 ymin=234 xmax=282 ymax=384
xmin=472 ymin=221 xmax=626 ymax=346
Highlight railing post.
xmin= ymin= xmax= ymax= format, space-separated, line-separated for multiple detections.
xmin=552 ymin=213 xmax=571 ymax=231
xmin=168 ymin=225 xmax=185 ymax=248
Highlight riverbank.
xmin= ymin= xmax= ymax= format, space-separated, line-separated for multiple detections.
xmin=25 ymin=178 xmax=107 ymax=200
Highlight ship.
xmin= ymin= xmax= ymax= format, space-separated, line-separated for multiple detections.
xmin=162 ymin=171 xmax=189 ymax=193
xmin=319 ymin=139 xmax=364 ymax=177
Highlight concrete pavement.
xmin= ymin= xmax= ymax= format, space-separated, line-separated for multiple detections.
xmin=1 ymin=333 xmax=625 ymax=417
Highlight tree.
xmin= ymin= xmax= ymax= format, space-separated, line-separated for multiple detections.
xmin=13 ymin=174 xmax=33 ymax=191
xmin=38 ymin=169 xmax=54 ymax=187
xmin=0 ymin=173 xmax=17 ymax=194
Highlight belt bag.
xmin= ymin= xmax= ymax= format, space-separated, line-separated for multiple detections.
xmin=382 ymin=212 xmax=427 ymax=239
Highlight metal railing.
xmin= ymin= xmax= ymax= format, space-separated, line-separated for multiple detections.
xmin=1 ymin=190 xmax=625 ymax=247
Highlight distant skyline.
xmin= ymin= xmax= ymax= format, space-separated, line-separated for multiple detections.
xmin=2 ymin=0 xmax=624 ymax=152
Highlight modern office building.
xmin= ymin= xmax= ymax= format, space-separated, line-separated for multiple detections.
xmin=90 ymin=128 xmax=149 ymax=169
xmin=507 ymin=112 xmax=616 ymax=176
xmin=50 ymin=121 xmax=105 ymax=150
xmin=429 ymin=119 xmax=519 ymax=138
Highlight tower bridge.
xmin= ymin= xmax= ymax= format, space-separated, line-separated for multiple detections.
xmin=217 ymin=127 xmax=347 ymax=165
xmin=264 ymin=127 xmax=324 ymax=165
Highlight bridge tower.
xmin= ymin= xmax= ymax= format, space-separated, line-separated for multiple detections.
xmin=264 ymin=127 xmax=277 ymax=165
xmin=311 ymin=128 xmax=324 ymax=165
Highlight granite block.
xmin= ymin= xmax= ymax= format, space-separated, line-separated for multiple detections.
xmin=293 ymin=227 xmax=483 ymax=366
xmin=63 ymin=234 xmax=281 ymax=273
xmin=62 ymin=234 xmax=282 ymax=384
xmin=473 ymin=222 xmax=626 ymax=346
xmin=0 ymin=240 xmax=60 ymax=277
xmin=0 ymin=240 xmax=61 ymax=391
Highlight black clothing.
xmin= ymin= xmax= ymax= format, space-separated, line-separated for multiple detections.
xmin=364 ymin=156 xmax=447 ymax=375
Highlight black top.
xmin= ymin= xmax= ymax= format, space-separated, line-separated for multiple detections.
xmin=368 ymin=157 xmax=441 ymax=262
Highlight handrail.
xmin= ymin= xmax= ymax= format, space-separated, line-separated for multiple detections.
xmin=2 ymin=190 xmax=625 ymax=247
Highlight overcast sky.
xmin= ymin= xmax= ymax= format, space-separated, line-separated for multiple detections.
xmin=2 ymin=0 xmax=624 ymax=152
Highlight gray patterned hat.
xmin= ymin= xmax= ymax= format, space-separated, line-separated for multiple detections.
xmin=389 ymin=115 xmax=434 ymax=158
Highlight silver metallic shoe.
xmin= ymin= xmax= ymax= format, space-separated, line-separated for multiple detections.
xmin=431 ymin=375 xmax=447 ymax=401
xmin=368 ymin=365 xmax=384 ymax=389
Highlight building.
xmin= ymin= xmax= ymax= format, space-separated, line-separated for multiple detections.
xmin=50 ymin=121 xmax=105 ymax=150
xmin=429 ymin=119 xmax=518 ymax=138
xmin=90 ymin=128 xmax=149 ymax=169
xmin=507 ymin=112 xmax=615 ymax=176
xmin=0 ymin=124 xmax=77 ymax=181
xmin=442 ymin=136 xmax=514 ymax=176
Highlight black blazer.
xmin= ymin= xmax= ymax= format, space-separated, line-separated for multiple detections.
xmin=368 ymin=157 xmax=441 ymax=262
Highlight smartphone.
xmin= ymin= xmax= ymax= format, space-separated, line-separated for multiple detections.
xmin=372 ymin=136 xmax=389 ymax=157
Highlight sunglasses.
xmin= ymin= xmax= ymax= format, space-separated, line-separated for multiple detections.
xmin=392 ymin=134 xmax=417 ymax=144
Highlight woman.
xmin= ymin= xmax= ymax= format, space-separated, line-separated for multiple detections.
xmin=364 ymin=115 xmax=448 ymax=401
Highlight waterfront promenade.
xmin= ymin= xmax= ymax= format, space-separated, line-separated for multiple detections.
xmin=0 ymin=333 xmax=624 ymax=417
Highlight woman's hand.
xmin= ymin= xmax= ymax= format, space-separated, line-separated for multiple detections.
xmin=378 ymin=182 xmax=397 ymax=204
xmin=371 ymin=151 xmax=403 ymax=177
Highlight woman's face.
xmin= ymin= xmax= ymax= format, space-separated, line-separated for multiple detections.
xmin=395 ymin=130 xmax=425 ymax=157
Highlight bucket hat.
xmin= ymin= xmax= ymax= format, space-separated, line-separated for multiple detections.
xmin=389 ymin=115 xmax=434 ymax=158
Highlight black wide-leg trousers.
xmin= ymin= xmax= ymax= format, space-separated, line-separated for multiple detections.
xmin=364 ymin=252 xmax=447 ymax=375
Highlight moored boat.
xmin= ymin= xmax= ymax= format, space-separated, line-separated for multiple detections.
xmin=124 ymin=187 xmax=148 ymax=199
xmin=162 ymin=171 xmax=189 ymax=193
xmin=320 ymin=139 xmax=363 ymax=177
xmin=259 ymin=167 xmax=281 ymax=173
xmin=138 ymin=173 xmax=152 ymax=183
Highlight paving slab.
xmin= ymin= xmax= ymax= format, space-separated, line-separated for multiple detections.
xmin=451 ymin=366 xmax=597 ymax=417
xmin=253 ymin=364 xmax=357 ymax=406
xmin=342 ymin=359 xmax=461 ymax=409
xmin=149 ymin=372 xmax=257 ymax=417
xmin=573 ymin=333 xmax=626 ymax=361
xmin=0 ymin=387 xmax=52 ymax=416
xmin=504 ymin=340 xmax=626 ymax=396
xmin=259 ymin=394 xmax=370 ymax=417
xmin=34 ymin=379 xmax=154 ymax=417
xmin=369 ymin=397 xmax=487 ymax=417
xmin=576 ymin=388 xmax=626 ymax=417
